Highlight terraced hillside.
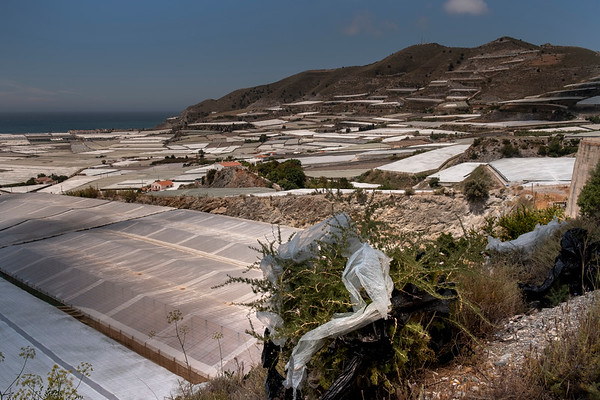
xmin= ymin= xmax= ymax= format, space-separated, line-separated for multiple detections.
xmin=166 ymin=37 xmax=600 ymax=125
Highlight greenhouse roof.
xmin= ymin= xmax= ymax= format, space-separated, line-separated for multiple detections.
xmin=0 ymin=277 xmax=179 ymax=400
xmin=0 ymin=193 xmax=297 ymax=381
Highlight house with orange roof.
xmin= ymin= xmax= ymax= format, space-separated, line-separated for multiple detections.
xmin=150 ymin=180 xmax=173 ymax=191
xmin=216 ymin=161 xmax=242 ymax=169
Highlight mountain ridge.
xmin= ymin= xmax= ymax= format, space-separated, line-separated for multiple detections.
xmin=165 ymin=37 xmax=600 ymax=126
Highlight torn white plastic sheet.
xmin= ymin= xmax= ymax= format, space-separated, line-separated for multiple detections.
xmin=257 ymin=213 xmax=394 ymax=397
xmin=257 ymin=311 xmax=285 ymax=347
xmin=257 ymin=213 xmax=363 ymax=346
xmin=283 ymin=244 xmax=393 ymax=395
xmin=486 ymin=217 xmax=564 ymax=253
xmin=277 ymin=213 xmax=363 ymax=262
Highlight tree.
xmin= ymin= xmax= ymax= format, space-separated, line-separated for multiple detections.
xmin=577 ymin=161 xmax=600 ymax=219
xmin=277 ymin=159 xmax=306 ymax=189
xmin=463 ymin=165 xmax=491 ymax=202
xmin=428 ymin=177 xmax=441 ymax=188
xmin=254 ymin=159 xmax=306 ymax=190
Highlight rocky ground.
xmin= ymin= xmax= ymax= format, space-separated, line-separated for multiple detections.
xmin=136 ymin=191 xmax=511 ymax=238
xmin=419 ymin=291 xmax=599 ymax=399
xmin=203 ymin=167 xmax=269 ymax=188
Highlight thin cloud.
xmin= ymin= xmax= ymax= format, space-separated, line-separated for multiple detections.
xmin=0 ymin=80 xmax=76 ymax=98
xmin=444 ymin=0 xmax=489 ymax=15
xmin=341 ymin=11 xmax=398 ymax=37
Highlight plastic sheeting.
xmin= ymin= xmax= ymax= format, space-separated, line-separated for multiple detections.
xmin=521 ymin=228 xmax=600 ymax=306
xmin=0 ymin=193 xmax=298 ymax=381
xmin=486 ymin=218 xmax=564 ymax=253
xmin=0 ymin=277 xmax=180 ymax=400
xmin=258 ymin=213 xmax=393 ymax=397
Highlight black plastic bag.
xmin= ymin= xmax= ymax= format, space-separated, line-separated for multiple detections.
xmin=520 ymin=228 xmax=600 ymax=306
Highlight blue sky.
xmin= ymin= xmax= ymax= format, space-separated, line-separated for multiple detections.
xmin=1 ymin=0 xmax=598 ymax=113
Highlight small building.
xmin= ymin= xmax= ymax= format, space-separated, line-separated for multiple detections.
xmin=216 ymin=161 xmax=242 ymax=170
xmin=150 ymin=180 xmax=173 ymax=191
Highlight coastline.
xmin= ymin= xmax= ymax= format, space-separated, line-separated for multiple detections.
xmin=0 ymin=111 xmax=177 ymax=134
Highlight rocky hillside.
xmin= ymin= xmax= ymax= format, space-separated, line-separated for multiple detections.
xmin=165 ymin=37 xmax=600 ymax=125
xmin=135 ymin=191 xmax=510 ymax=238
xmin=201 ymin=167 xmax=268 ymax=188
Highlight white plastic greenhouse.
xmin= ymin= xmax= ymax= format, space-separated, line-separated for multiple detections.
xmin=0 ymin=277 xmax=180 ymax=400
xmin=0 ymin=193 xmax=297 ymax=383
xmin=376 ymin=144 xmax=471 ymax=174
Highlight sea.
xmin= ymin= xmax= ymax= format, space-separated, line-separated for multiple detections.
xmin=0 ymin=111 xmax=178 ymax=134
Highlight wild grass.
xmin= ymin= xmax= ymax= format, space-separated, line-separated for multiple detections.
xmin=454 ymin=262 xmax=525 ymax=339
xmin=181 ymin=365 xmax=267 ymax=400
xmin=531 ymin=296 xmax=600 ymax=399
xmin=472 ymin=295 xmax=600 ymax=400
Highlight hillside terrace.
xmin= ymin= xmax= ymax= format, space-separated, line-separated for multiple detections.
xmin=2 ymin=108 xmax=597 ymax=193
xmin=3 ymin=67 xmax=600 ymax=193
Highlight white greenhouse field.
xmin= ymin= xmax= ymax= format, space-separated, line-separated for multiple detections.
xmin=0 ymin=278 xmax=180 ymax=400
xmin=427 ymin=162 xmax=486 ymax=184
xmin=377 ymin=144 xmax=471 ymax=174
xmin=489 ymin=157 xmax=576 ymax=184
xmin=0 ymin=193 xmax=298 ymax=383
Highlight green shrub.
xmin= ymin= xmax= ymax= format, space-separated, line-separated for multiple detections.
xmin=205 ymin=169 xmax=217 ymax=185
xmin=495 ymin=205 xmax=565 ymax=241
xmin=541 ymin=135 xmax=579 ymax=157
xmin=462 ymin=166 xmax=492 ymax=202
xmin=121 ymin=189 xmax=139 ymax=203
xmin=501 ymin=140 xmax=521 ymax=158
xmin=216 ymin=213 xmax=491 ymax=398
xmin=66 ymin=186 xmax=100 ymax=198
xmin=586 ymin=115 xmax=600 ymax=124
xmin=428 ymin=177 xmax=441 ymax=188
xmin=464 ymin=179 xmax=489 ymax=202
xmin=578 ymin=161 xmax=600 ymax=219
xmin=357 ymin=169 xmax=424 ymax=190
xmin=307 ymin=177 xmax=352 ymax=190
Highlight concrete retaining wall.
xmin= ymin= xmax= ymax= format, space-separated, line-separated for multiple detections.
xmin=566 ymin=138 xmax=600 ymax=218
